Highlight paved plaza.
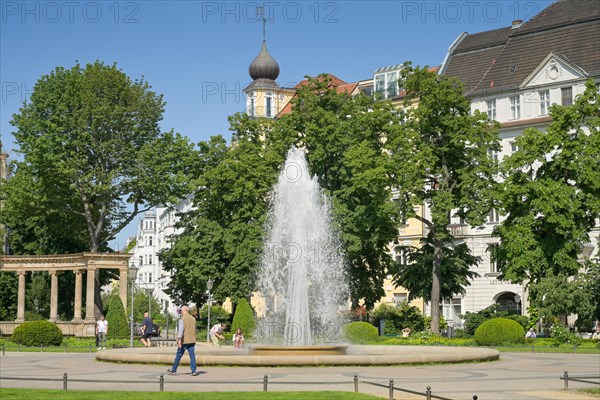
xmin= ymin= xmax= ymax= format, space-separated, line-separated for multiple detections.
xmin=1 ymin=347 xmax=599 ymax=399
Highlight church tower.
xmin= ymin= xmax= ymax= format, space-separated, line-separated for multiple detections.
xmin=243 ymin=10 xmax=295 ymax=118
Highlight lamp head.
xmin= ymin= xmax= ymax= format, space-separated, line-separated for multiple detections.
xmin=207 ymin=279 xmax=214 ymax=291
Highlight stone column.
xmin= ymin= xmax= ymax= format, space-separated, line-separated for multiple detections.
xmin=73 ymin=269 xmax=83 ymax=320
xmin=84 ymin=267 xmax=96 ymax=321
xmin=119 ymin=269 xmax=128 ymax=314
xmin=49 ymin=271 xmax=59 ymax=322
xmin=16 ymin=270 xmax=26 ymax=322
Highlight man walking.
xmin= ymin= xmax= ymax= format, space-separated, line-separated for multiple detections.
xmin=167 ymin=305 xmax=199 ymax=376
xmin=96 ymin=315 xmax=108 ymax=350
xmin=140 ymin=311 xmax=153 ymax=347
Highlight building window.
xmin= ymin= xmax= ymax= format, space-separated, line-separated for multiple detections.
xmin=375 ymin=74 xmax=386 ymax=97
xmin=148 ymin=254 xmax=153 ymax=264
xmin=510 ymin=141 xmax=519 ymax=153
xmin=488 ymin=149 xmax=499 ymax=163
xmin=487 ymin=209 xmax=499 ymax=224
xmin=561 ymin=87 xmax=572 ymax=106
xmin=393 ymin=293 xmax=408 ymax=304
xmin=486 ymin=99 xmax=496 ymax=120
xmin=149 ymin=236 xmax=153 ymax=246
xmin=148 ymin=273 xmax=153 ymax=283
xmin=374 ymin=71 xmax=400 ymax=100
xmin=265 ymin=92 xmax=273 ymax=118
xmin=248 ymin=92 xmax=255 ymax=117
xmin=539 ymin=90 xmax=550 ymax=115
xmin=488 ymin=244 xmax=499 ymax=273
xmin=139 ymin=255 xmax=143 ymax=265
xmin=510 ymin=95 xmax=520 ymax=119
xmin=387 ymin=71 xmax=398 ymax=98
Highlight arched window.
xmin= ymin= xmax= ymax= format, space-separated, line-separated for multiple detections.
xmin=247 ymin=92 xmax=255 ymax=117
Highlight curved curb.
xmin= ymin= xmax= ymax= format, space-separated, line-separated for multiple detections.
xmin=96 ymin=345 xmax=500 ymax=366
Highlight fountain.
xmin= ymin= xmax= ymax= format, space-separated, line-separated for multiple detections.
xmin=251 ymin=147 xmax=349 ymax=355
xmin=97 ymin=148 xmax=500 ymax=366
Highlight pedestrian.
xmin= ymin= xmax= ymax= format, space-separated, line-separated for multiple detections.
xmin=140 ymin=311 xmax=153 ymax=347
xmin=167 ymin=305 xmax=199 ymax=376
xmin=402 ymin=327 xmax=411 ymax=337
xmin=209 ymin=322 xmax=226 ymax=347
xmin=96 ymin=314 xmax=108 ymax=350
xmin=233 ymin=327 xmax=244 ymax=349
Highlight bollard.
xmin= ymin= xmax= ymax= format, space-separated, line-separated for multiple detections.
xmin=89 ymin=344 xmax=92 ymax=353
xmin=64 ymin=344 xmax=68 ymax=353
xmin=426 ymin=385 xmax=432 ymax=400
xmin=354 ymin=374 xmax=359 ymax=393
xmin=573 ymin=345 xmax=577 ymax=353
xmin=388 ymin=379 xmax=394 ymax=400
xmin=63 ymin=373 xmax=68 ymax=391
xmin=40 ymin=344 xmax=43 ymax=352
xmin=531 ymin=344 xmax=534 ymax=352
xmin=473 ymin=396 xmax=478 ymax=400
xmin=263 ymin=375 xmax=268 ymax=392
xmin=563 ymin=371 xmax=569 ymax=390
xmin=159 ymin=374 xmax=164 ymax=392
xmin=18 ymin=343 xmax=20 ymax=352
xmin=2 ymin=343 xmax=5 ymax=355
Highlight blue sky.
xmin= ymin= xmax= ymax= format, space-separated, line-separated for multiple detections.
xmin=1 ymin=0 xmax=554 ymax=248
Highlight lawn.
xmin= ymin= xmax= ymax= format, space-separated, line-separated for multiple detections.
xmin=0 ymin=388 xmax=380 ymax=400
xmin=578 ymin=388 xmax=600 ymax=396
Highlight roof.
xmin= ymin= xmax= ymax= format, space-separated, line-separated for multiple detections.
xmin=276 ymin=74 xmax=357 ymax=117
xmin=442 ymin=0 xmax=600 ymax=96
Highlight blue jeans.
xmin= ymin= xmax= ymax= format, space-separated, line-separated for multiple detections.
xmin=171 ymin=343 xmax=196 ymax=373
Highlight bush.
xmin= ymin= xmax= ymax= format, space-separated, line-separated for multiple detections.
xmin=551 ymin=323 xmax=582 ymax=346
xmin=343 ymin=322 xmax=379 ymax=344
xmin=106 ymin=295 xmax=129 ymax=339
xmin=231 ymin=299 xmax=256 ymax=337
xmin=474 ymin=318 xmax=525 ymax=345
xmin=12 ymin=321 xmax=63 ymax=346
xmin=196 ymin=305 xmax=231 ymax=331
xmin=371 ymin=302 xmax=425 ymax=335
xmin=24 ymin=312 xmax=46 ymax=321
xmin=463 ymin=304 xmax=529 ymax=335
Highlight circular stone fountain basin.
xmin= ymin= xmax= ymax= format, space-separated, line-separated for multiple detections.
xmin=249 ymin=345 xmax=348 ymax=356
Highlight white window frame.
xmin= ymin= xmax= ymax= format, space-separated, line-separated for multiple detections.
xmin=486 ymin=99 xmax=496 ymax=120
xmin=265 ymin=92 xmax=273 ymax=118
xmin=539 ymin=90 xmax=550 ymax=115
xmin=510 ymin=95 xmax=520 ymax=119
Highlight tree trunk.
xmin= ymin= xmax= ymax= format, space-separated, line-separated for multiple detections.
xmin=89 ymin=240 xmax=103 ymax=319
xmin=430 ymin=238 xmax=443 ymax=334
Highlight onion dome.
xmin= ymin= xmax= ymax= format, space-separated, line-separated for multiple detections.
xmin=249 ymin=40 xmax=280 ymax=81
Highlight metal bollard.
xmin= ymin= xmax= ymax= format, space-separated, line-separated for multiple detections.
xmin=563 ymin=371 xmax=569 ymax=390
xmin=263 ymin=375 xmax=268 ymax=392
xmin=426 ymin=385 xmax=432 ymax=400
xmin=531 ymin=344 xmax=534 ymax=352
xmin=63 ymin=373 xmax=68 ymax=391
xmin=354 ymin=374 xmax=359 ymax=393
xmin=2 ymin=343 xmax=5 ymax=355
xmin=159 ymin=374 xmax=164 ymax=392
xmin=473 ymin=396 xmax=478 ymax=400
xmin=64 ymin=344 xmax=68 ymax=353
xmin=388 ymin=379 xmax=394 ymax=400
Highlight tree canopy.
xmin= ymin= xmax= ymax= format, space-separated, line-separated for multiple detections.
xmin=387 ymin=63 xmax=501 ymax=333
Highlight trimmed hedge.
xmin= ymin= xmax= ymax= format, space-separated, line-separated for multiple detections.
xmin=231 ymin=298 xmax=256 ymax=337
xmin=12 ymin=320 xmax=63 ymax=346
xmin=106 ymin=295 xmax=129 ymax=339
xmin=475 ymin=317 xmax=525 ymax=345
xmin=343 ymin=322 xmax=379 ymax=344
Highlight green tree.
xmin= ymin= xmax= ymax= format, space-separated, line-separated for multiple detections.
xmin=160 ymin=117 xmax=279 ymax=305
xmin=0 ymin=272 xmax=18 ymax=320
xmin=274 ymin=75 xmax=401 ymax=306
xmin=392 ymin=237 xmax=480 ymax=303
xmin=105 ymin=295 xmax=129 ymax=339
xmin=5 ymin=61 xmax=197 ymax=317
xmin=231 ymin=298 xmax=256 ymax=337
xmin=26 ymin=272 xmax=50 ymax=318
xmin=494 ymin=79 xmax=600 ymax=304
xmin=387 ymin=63 xmax=500 ymax=333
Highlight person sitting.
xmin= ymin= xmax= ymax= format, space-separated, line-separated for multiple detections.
xmin=233 ymin=327 xmax=244 ymax=349
xmin=402 ymin=327 xmax=411 ymax=337
xmin=525 ymin=328 xmax=537 ymax=339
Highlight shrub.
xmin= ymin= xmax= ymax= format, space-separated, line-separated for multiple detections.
xmin=196 ymin=305 xmax=231 ymax=331
xmin=371 ymin=302 xmax=425 ymax=335
xmin=231 ymin=298 xmax=256 ymax=337
xmin=24 ymin=312 xmax=46 ymax=321
xmin=106 ymin=295 xmax=129 ymax=339
xmin=551 ymin=323 xmax=582 ymax=346
xmin=12 ymin=321 xmax=63 ymax=346
xmin=474 ymin=318 xmax=525 ymax=345
xmin=463 ymin=304 xmax=529 ymax=335
xmin=343 ymin=322 xmax=379 ymax=344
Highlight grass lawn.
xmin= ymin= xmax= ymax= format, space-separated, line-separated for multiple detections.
xmin=0 ymin=388 xmax=380 ymax=400
xmin=493 ymin=346 xmax=600 ymax=354
xmin=578 ymin=388 xmax=600 ymax=396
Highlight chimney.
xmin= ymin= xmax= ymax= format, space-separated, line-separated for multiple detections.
xmin=512 ymin=19 xmax=523 ymax=29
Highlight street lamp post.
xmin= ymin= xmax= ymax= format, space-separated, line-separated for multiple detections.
xmin=129 ymin=261 xmax=139 ymax=348
xmin=206 ymin=279 xmax=214 ymax=343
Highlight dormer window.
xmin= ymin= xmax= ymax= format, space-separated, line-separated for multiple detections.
xmin=374 ymin=65 xmax=403 ymax=100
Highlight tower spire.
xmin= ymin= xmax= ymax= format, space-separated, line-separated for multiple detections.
xmin=258 ymin=5 xmax=266 ymax=42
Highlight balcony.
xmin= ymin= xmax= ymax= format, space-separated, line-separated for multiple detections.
xmin=449 ymin=224 xmax=469 ymax=238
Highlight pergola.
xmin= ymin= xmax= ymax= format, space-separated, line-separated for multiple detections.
xmin=0 ymin=252 xmax=131 ymax=337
